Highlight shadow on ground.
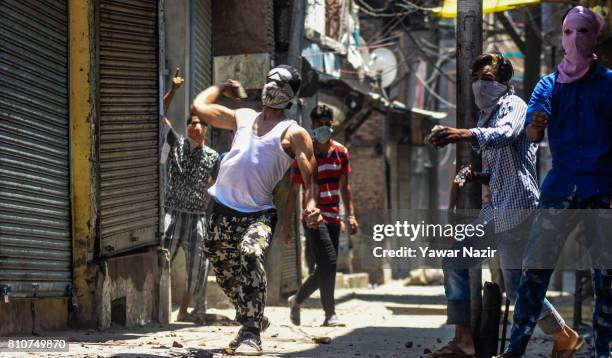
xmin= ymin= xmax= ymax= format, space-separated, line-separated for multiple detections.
xmin=282 ymin=326 xmax=447 ymax=358
xmin=300 ymin=291 xmax=448 ymax=309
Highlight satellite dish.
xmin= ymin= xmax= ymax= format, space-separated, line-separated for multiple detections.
xmin=370 ymin=47 xmax=398 ymax=88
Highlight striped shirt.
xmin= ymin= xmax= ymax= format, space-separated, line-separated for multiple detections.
xmin=292 ymin=140 xmax=351 ymax=224
xmin=469 ymin=89 xmax=539 ymax=233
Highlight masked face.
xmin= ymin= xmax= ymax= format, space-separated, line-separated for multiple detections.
xmin=557 ymin=7 xmax=604 ymax=83
xmin=562 ymin=6 xmax=603 ymax=62
xmin=313 ymin=125 xmax=333 ymax=144
xmin=261 ymin=80 xmax=293 ymax=109
xmin=187 ymin=117 xmax=206 ymax=146
xmin=261 ymin=66 xmax=299 ymax=109
xmin=562 ymin=22 xmax=597 ymax=62
xmin=472 ymin=80 xmax=508 ymax=111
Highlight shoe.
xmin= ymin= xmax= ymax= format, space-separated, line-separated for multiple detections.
xmin=288 ymin=295 xmax=300 ymax=326
xmin=226 ymin=329 xmax=262 ymax=356
xmin=322 ymin=314 xmax=345 ymax=327
xmin=261 ymin=316 xmax=270 ymax=332
xmin=228 ymin=326 xmax=246 ymax=349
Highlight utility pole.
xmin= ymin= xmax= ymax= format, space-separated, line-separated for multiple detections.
xmin=456 ymin=0 xmax=483 ymax=351
xmin=288 ymin=0 xmax=306 ymax=74
xmin=524 ymin=5 xmax=542 ymax=180
xmin=524 ymin=5 xmax=542 ymax=100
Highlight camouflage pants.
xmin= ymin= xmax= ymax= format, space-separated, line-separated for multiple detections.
xmin=204 ymin=202 xmax=277 ymax=329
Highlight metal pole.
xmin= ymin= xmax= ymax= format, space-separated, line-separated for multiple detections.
xmin=523 ymin=5 xmax=542 ymax=99
xmin=524 ymin=5 xmax=542 ymax=180
xmin=288 ymin=0 xmax=306 ymax=72
xmin=288 ymin=0 xmax=306 ymax=294
xmin=456 ymin=0 xmax=483 ymax=351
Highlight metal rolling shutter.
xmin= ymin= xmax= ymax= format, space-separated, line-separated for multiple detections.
xmin=98 ymin=0 xmax=160 ymax=256
xmin=281 ymin=220 xmax=299 ymax=294
xmin=191 ymin=0 xmax=212 ymax=97
xmin=190 ymin=0 xmax=213 ymax=144
xmin=0 ymin=0 xmax=72 ymax=298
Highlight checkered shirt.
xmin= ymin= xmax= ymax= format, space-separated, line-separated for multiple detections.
xmin=469 ymin=90 xmax=539 ymax=233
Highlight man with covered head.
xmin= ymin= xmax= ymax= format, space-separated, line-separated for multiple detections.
xmin=497 ymin=6 xmax=612 ymax=358
xmin=191 ymin=65 xmax=320 ymax=355
xmin=427 ymin=52 xmax=574 ymax=358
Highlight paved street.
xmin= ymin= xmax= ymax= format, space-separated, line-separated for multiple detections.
xmin=6 ymin=280 xmax=595 ymax=358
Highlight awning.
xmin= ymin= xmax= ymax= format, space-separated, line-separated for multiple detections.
xmin=433 ymin=0 xmax=540 ymax=18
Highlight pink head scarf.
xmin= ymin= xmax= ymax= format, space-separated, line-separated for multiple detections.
xmin=557 ymin=6 xmax=605 ymax=83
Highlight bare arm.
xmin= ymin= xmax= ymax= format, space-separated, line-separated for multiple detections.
xmin=339 ymin=173 xmax=358 ymax=234
xmin=191 ymin=82 xmax=241 ymax=131
xmin=290 ymin=128 xmax=318 ymax=217
xmin=163 ymin=71 xmax=184 ymax=114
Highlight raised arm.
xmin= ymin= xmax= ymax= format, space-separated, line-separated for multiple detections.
xmin=163 ymin=70 xmax=184 ymax=114
xmin=191 ymin=81 xmax=242 ymax=131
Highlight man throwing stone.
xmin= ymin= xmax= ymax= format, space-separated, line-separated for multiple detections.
xmin=191 ymin=65 xmax=320 ymax=355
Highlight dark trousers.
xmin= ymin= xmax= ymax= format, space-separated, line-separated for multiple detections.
xmin=507 ymin=194 xmax=612 ymax=358
xmin=295 ymin=221 xmax=341 ymax=318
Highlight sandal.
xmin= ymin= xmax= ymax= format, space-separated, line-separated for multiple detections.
xmin=427 ymin=340 xmax=475 ymax=358
xmin=549 ymin=337 xmax=585 ymax=358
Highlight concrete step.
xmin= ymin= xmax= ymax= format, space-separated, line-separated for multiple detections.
xmin=335 ymin=272 xmax=370 ymax=289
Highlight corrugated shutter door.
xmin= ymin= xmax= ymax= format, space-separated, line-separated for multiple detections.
xmin=190 ymin=0 xmax=213 ymax=144
xmin=281 ymin=215 xmax=298 ymax=294
xmin=191 ymin=0 xmax=212 ymax=97
xmin=98 ymin=0 xmax=160 ymax=256
xmin=0 ymin=0 xmax=72 ymax=298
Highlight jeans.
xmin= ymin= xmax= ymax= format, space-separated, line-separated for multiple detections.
xmin=295 ymin=221 xmax=341 ymax=318
xmin=444 ymin=214 xmax=565 ymax=335
xmin=507 ymin=194 xmax=612 ymax=357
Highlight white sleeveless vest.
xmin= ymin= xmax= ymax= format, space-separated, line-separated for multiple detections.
xmin=208 ymin=110 xmax=296 ymax=213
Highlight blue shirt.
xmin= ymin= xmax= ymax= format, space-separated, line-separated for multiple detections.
xmin=469 ymin=90 xmax=540 ymax=233
xmin=525 ymin=64 xmax=612 ymax=199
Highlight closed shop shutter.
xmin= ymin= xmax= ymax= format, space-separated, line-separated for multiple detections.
xmin=190 ymin=0 xmax=214 ymax=145
xmin=190 ymin=0 xmax=212 ymax=98
xmin=0 ymin=0 xmax=72 ymax=298
xmin=98 ymin=0 xmax=160 ymax=256
xmin=281 ymin=213 xmax=299 ymax=294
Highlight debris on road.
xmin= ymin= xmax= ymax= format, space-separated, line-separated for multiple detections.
xmin=312 ymin=336 xmax=332 ymax=344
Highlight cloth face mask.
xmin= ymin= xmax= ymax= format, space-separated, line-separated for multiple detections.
xmin=313 ymin=125 xmax=333 ymax=144
xmin=472 ymin=80 xmax=507 ymax=124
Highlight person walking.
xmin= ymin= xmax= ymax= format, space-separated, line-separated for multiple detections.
xmin=283 ymin=104 xmax=359 ymax=327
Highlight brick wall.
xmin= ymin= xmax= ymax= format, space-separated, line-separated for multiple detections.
xmin=350 ymin=146 xmax=385 ymax=211
xmin=345 ymin=111 xmax=393 ymax=284
xmin=347 ymin=110 xmax=385 ymax=212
